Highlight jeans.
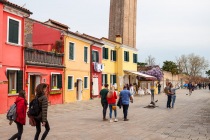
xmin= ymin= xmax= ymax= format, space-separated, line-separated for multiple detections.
xmin=122 ymin=104 xmax=129 ymax=119
xmin=171 ymin=94 xmax=176 ymax=108
xmin=34 ymin=119 xmax=50 ymax=140
xmin=158 ymin=88 xmax=161 ymax=94
xmin=167 ymin=95 xmax=172 ymax=108
xmin=108 ymin=104 xmax=117 ymax=119
xmin=9 ymin=122 xmax=23 ymax=140
xmin=101 ymin=102 xmax=108 ymax=119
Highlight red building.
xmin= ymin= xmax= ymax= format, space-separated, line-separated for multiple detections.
xmin=24 ymin=18 xmax=66 ymax=105
xmin=83 ymin=34 xmax=103 ymax=98
xmin=0 ymin=0 xmax=32 ymax=113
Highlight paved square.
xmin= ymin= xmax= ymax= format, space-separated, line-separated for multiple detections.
xmin=1 ymin=89 xmax=210 ymax=140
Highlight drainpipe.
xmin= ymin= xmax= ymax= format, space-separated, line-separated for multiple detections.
xmin=90 ymin=43 xmax=94 ymax=100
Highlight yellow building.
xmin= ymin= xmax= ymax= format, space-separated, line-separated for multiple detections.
xmin=102 ymin=36 xmax=138 ymax=92
xmin=63 ymin=31 xmax=93 ymax=102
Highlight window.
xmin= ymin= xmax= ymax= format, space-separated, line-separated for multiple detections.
xmin=7 ymin=70 xmax=23 ymax=94
xmin=8 ymin=18 xmax=21 ymax=45
xmin=69 ymin=42 xmax=75 ymax=60
xmin=92 ymin=50 xmax=99 ymax=62
xmin=110 ymin=74 xmax=117 ymax=85
xmin=84 ymin=77 xmax=88 ymax=89
xmin=124 ymin=51 xmax=129 ymax=62
xmin=102 ymin=74 xmax=107 ymax=86
xmin=68 ymin=76 xmax=73 ymax=90
xmin=84 ymin=47 xmax=88 ymax=63
xmin=103 ymin=47 xmax=109 ymax=59
xmin=111 ymin=50 xmax=116 ymax=61
xmin=51 ymin=74 xmax=62 ymax=89
xmin=133 ymin=53 xmax=138 ymax=63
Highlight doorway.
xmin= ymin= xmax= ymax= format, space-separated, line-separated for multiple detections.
xmin=29 ymin=75 xmax=41 ymax=102
xmin=92 ymin=77 xmax=99 ymax=96
xmin=76 ymin=79 xmax=82 ymax=101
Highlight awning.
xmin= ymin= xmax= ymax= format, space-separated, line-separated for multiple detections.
xmin=26 ymin=72 xmax=47 ymax=76
xmin=124 ymin=70 xmax=157 ymax=81
xmin=0 ymin=68 xmax=8 ymax=84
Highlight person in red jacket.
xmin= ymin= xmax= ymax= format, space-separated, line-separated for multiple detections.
xmin=107 ymin=86 xmax=118 ymax=122
xmin=9 ymin=90 xmax=27 ymax=140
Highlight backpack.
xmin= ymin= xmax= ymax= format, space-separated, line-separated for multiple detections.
xmin=164 ymin=87 xmax=170 ymax=94
xmin=28 ymin=98 xmax=41 ymax=116
xmin=7 ymin=103 xmax=17 ymax=121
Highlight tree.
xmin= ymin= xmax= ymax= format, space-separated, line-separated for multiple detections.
xmin=142 ymin=67 xmax=163 ymax=81
xmin=145 ymin=55 xmax=155 ymax=66
xmin=206 ymin=70 xmax=210 ymax=78
xmin=162 ymin=61 xmax=179 ymax=81
xmin=176 ymin=53 xmax=209 ymax=79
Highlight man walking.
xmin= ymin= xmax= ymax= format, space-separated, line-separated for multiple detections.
xmin=100 ymin=84 xmax=109 ymax=121
xmin=119 ymin=85 xmax=133 ymax=121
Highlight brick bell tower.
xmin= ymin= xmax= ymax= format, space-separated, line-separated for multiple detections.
xmin=108 ymin=0 xmax=137 ymax=48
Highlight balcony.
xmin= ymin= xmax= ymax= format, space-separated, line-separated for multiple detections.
xmin=24 ymin=47 xmax=65 ymax=68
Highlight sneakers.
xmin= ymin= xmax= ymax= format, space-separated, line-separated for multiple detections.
xmin=114 ymin=118 xmax=118 ymax=122
xmin=110 ymin=119 xmax=113 ymax=123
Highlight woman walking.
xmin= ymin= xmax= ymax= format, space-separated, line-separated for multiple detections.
xmin=107 ymin=86 xmax=118 ymax=122
xmin=9 ymin=90 xmax=27 ymax=140
xmin=34 ymin=83 xmax=50 ymax=140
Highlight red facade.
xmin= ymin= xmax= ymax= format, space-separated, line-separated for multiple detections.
xmin=0 ymin=1 xmax=32 ymax=113
xmin=24 ymin=20 xmax=65 ymax=105
xmin=90 ymin=45 xmax=102 ymax=98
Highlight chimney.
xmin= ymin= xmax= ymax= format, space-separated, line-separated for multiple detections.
xmin=115 ymin=35 xmax=122 ymax=43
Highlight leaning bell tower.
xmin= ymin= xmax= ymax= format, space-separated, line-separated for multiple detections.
xmin=108 ymin=0 xmax=137 ymax=48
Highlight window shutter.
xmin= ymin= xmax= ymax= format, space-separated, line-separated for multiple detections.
xmin=113 ymin=75 xmax=116 ymax=84
xmin=57 ymin=74 xmax=62 ymax=88
xmin=84 ymin=47 xmax=88 ymax=62
xmin=9 ymin=19 xmax=19 ymax=44
xmin=84 ymin=77 xmax=88 ymax=88
xmin=105 ymin=74 xmax=107 ymax=84
xmin=124 ymin=51 xmax=126 ymax=61
xmin=96 ymin=51 xmax=99 ymax=62
xmin=69 ymin=43 xmax=74 ymax=60
xmin=105 ymin=48 xmax=108 ymax=59
xmin=51 ymin=74 xmax=55 ymax=88
xmin=16 ymin=70 xmax=23 ymax=93
xmin=127 ymin=52 xmax=129 ymax=61
xmin=113 ymin=51 xmax=116 ymax=61
xmin=110 ymin=75 xmax=112 ymax=85
xmin=135 ymin=54 xmax=138 ymax=63
xmin=103 ymin=47 xmax=106 ymax=59
xmin=68 ymin=76 xmax=72 ymax=89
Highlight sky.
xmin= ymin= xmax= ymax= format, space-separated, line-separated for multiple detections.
xmin=9 ymin=0 xmax=210 ymax=67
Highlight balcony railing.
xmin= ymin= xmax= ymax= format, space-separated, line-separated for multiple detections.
xmin=24 ymin=47 xmax=64 ymax=68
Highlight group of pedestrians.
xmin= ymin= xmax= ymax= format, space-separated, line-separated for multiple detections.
xmin=8 ymin=83 xmax=50 ymax=140
xmin=100 ymin=84 xmax=133 ymax=122
xmin=165 ymin=82 xmax=180 ymax=109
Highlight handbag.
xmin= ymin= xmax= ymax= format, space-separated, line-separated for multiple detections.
xmin=112 ymin=105 xmax=117 ymax=110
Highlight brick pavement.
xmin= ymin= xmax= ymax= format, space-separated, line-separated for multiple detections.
xmin=1 ymin=89 xmax=210 ymax=140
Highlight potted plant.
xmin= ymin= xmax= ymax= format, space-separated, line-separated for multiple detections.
xmin=55 ymin=40 xmax=63 ymax=53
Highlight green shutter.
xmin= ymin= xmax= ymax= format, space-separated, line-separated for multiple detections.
xmin=124 ymin=51 xmax=126 ymax=61
xmin=68 ymin=76 xmax=72 ymax=89
xmin=103 ymin=47 xmax=106 ymax=59
xmin=127 ymin=52 xmax=129 ymax=61
xmin=17 ymin=70 xmax=23 ymax=93
xmin=69 ymin=43 xmax=74 ymax=60
xmin=9 ymin=19 xmax=19 ymax=44
xmin=105 ymin=74 xmax=107 ymax=84
xmin=57 ymin=74 xmax=62 ymax=88
xmin=136 ymin=54 xmax=138 ymax=63
xmin=92 ymin=51 xmax=95 ymax=62
xmin=96 ymin=51 xmax=99 ymax=62
xmin=105 ymin=48 xmax=109 ymax=59
xmin=133 ymin=54 xmax=135 ymax=63
xmin=110 ymin=75 xmax=112 ymax=85
xmin=51 ymin=74 xmax=55 ymax=88
xmin=84 ymin=47 xmax=88 ymax=62
xmin=113 ymin=51 xmax=116 ymax=61
xmin=113 ymin=75 xmax=116 ymax=84
xmin=84 ymin=77 xmax=88 ymax=88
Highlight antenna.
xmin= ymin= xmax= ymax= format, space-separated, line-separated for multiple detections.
xmin=22 ymin=3 xmax=26 ymax=8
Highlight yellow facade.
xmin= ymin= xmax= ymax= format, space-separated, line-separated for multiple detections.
xmin=102 ymin=38 xmax=138 ymax=92
xmin=64 ymin=33 xmax=92 ymax=103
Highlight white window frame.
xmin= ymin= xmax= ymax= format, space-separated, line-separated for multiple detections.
xmin=92 ymin=50 xmax=99 ymax=63
xmin=6 ymin=68 xmax=20 ymax=94
xmin=67 ymin=75 xmax=74 ymax=90
xmin=51 ymin=72 xmax=60 ymax=90
xmin=69 ymin=42 xmax=76 ymax=61
xmin=84 ymin=76 xmax=88 ymax=89
xmin=7 ymin=16 xmax=22 ymax=46
xmin=102 ymin=74 xmax=107 ymax=86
